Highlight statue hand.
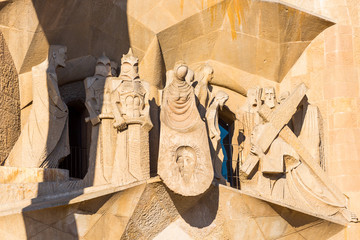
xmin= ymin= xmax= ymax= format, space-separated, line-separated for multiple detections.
xmin=250 ymin=144 xmax=263 ymax=157
xmin=214 ymin=134 xmax=221 ymax=142
xmin=238 ymin=145 xmax=244 ymax=152
xmin=114 ymin=119 xmax=127 ymax=131
xmin=90 ymin=116 xmax=101 ymax=126
xmin=141 ymin=119 xmax=153 ymax=131
xmin=99 ymin=113 xmax=114 ymax=119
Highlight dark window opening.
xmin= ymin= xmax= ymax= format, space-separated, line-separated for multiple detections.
xmin=218 ymin=108 xmax=236 ymax=186
xmin=59 ymin=101 xmax=90 ymax=179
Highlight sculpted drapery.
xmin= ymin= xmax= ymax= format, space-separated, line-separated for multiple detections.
xmin=5 ymin=45 xmax=69 ymax=168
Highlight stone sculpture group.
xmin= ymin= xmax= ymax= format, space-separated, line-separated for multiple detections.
xmin=83 ymin=49 xmax=153 ymax=186
xmin=2 ymin=45 xmax=357 ymax=223
xmin=237 ymin=84 xmax=356 ymax=222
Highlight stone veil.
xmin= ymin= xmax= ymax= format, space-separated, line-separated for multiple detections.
xmin=158 ymin=62 xmax=213 ymax=196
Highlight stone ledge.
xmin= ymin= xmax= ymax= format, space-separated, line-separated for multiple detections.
xmin=221 ymin=184 xmax=349 ymax=226
xmin=0 ymin=176 xmax=348 ymax=228
xmin=0 ymin=176 xmax=161 ymax=217
xmin=0 ymin=166 xmax=69 ymax=184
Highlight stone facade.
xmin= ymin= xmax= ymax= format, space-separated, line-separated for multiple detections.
xmin=0 ymin=31 xmax=20 ymax=164
xmin=0 ymin=0 xmax=359 ymax=239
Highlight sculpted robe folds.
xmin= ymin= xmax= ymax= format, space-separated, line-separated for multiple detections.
xmin=5 ymin=60 xmax=69 ymax=168
xmin=158 ymin=65 xmax=213 ymax=196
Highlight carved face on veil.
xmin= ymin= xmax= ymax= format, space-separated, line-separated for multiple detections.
xmin=176 ymin=146 xmax=197 ymax=182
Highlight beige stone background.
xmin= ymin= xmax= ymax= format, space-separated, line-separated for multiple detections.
xmin=0 ymin=0 xmax=359 ymax=239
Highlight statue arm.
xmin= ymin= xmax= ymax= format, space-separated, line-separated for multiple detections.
xmin=206 ymin=104 xmax=220 ymax=140
xmin=85 ymin=100 xmax=100 ymax=126
xmin=112 ymin=92 xmax=126 ymax=130
xmin=250 ymin=144 xmax=265 ymax=159
xmin=209 ymin=121 xmax=220 ymax=140
xmin=142 ymin=91 xmax=153 ymax=131
xmin=99 ymin=80 xmax=115 ymax=119
xmin=206 ymin=88 xmax=215 ymax=109
xmin=47 ymin=73 xmax=67 ymax=112
xmin=84 ymin=81 xmax=100 ymax=125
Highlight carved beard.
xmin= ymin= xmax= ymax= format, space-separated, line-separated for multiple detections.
xmin=265 ymin=99 xmax=276 ymax=109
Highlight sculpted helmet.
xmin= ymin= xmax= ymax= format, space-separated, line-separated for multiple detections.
xmin=97 ymin=54 xmax=111 ymax=66
xmin=95 ymin=53 xmax=111 ymax=77
xmin=120 ymin=48 xmax=139 ymax=81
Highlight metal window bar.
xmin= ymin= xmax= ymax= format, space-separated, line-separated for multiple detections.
xmin=221 ymin=143 xmax=243 ymax=189
xmin=62 ymin=146 xmax=88 ymax=179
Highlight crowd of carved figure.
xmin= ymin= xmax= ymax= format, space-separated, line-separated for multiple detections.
xmin=3 ymin=45 xmax=357 ymax=222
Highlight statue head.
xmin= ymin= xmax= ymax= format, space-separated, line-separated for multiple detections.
xmin=176 ymin=146 xmax=196 ymax=182
xmin=215 ymin=91 xmax=229 ymax=110
xmin=246 ymin=87 xmax=262 ymax=111
xmin=95 ymin=54 xmax=112 ymax=77
xmin=263 ymin=87 xmax=277 ymax=109
xmin=202 ymin=64 xmax=214 ymax=84
xmin=120 ymin=48 xmax=139 ymax=81
xmin=174 ymin=61 xmax=188 ymax=81
xmin=49 ymin=45 xmax=67 ymax=68
xmin=111 ymin=61 xmax=119 ymax=77
xmin=185 ymin=68 xmax=195 ymax=84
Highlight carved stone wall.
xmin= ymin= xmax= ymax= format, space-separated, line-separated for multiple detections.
xmin=0 ymin=31 xmax=20 ymax=164
xmin=0 ymin=0 xmax=359 ymax=239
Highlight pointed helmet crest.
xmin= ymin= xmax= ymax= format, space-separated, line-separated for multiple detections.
xmin=120 ymin=48 xmax=139 ymax=81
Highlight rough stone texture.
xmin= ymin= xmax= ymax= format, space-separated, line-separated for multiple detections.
xmin=121 ymin=183 xmax=179 ymax=239
xmin=0 ymin=31 xmax=20 ymax=165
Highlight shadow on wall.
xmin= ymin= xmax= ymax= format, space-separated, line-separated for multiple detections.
xmin=269 ymin=203 xmax=344 ymax=239
xmin=20 ymin=0 xmax=131 ymax=239
xmin=149 ymin=98 xmax=160 ymax=176
xmin=20 ymin=0 xmax=132 ymax=73
xmin=167 ymin=184 xmax=220 ymax=228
